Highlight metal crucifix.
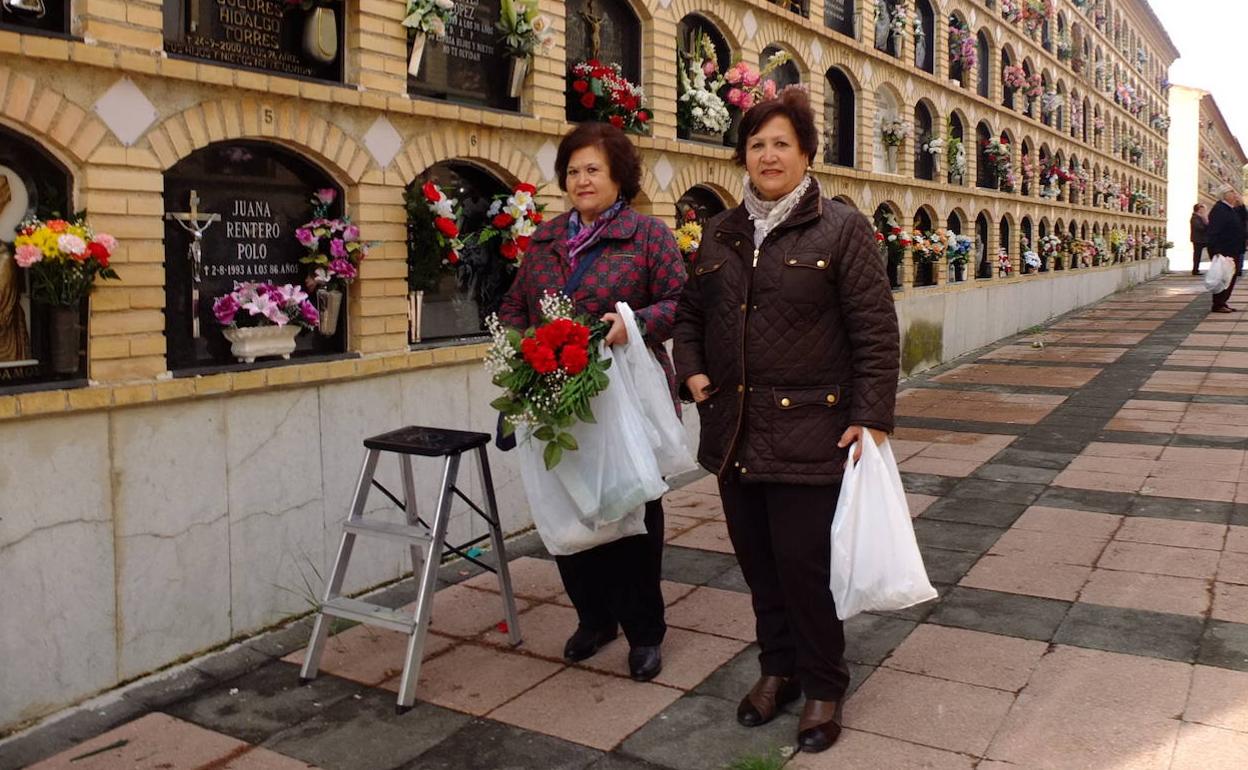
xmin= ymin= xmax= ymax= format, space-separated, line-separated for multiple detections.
xmin=166 ymin=190 xmax=219 ymax=339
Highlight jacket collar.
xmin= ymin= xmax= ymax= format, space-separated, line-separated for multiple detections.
xmin=533 ymin=205 xmax=641 ymax=261
xmin=718 ymin=180 xmax=823 ymax=240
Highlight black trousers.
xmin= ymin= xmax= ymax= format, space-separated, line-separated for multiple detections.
xmin=554 ymin=499 xmax=666 ymax=647
xmin=719 ymin=478 xmax=850 ymax=701
xmin=1193 ymin=242 xmax=1205 ymax=274
xmin=1213 ymin=254 xmax=1245 ymax=310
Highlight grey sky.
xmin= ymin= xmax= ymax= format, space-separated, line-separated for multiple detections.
xmin=1149 ymin=0 xmax=1248 ymax=149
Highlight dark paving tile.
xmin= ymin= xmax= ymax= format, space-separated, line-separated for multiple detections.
xmin=1170 ymin=434 xmax=1248 ymax=450
xmin=928 ymin=587 xmax=1070 ymax=642
xmin=264 ymin=687 xmax=471 ymax=770
xmin=1232 ymin=504 xmax=1248 ymax=528
xmin=844 ymin=614 xmax=917 ymax=666
xmin=1053 ymin=603 xmax=1204 ymax=663
xmin=692 ymin=645 xmax=760 ymax=703
xmin=990 ymin=448 xmax=1076 ymax=470
xmin=1128 ymin=496 xmax=1232 ymax=525
xmin=872 ymin=584 xmax=948 ymax=623
xmin=619 ymin=694 xmax=795 ymax=770
xmin=918 ymin=546 xmax=980 ymax=585
xmin=401 ymin=718 xmax=602 ymax=770
xmin=846 ymin=663 xmax=875 ymax=698
xmin=0 ymin=697 xmax=147 ymax=770
xmin=1197 ymin=620 xmax=1248 ymax=673
xmin=164 ymin=661 xmax=365 ymax=744
xmin=661 ymin=546 xmax=739 ymax=586
xmin=921 ymin=497 xmax=1029 ymax=528
xmin=706 ymin=564 xmax=749 ymax=594
xmin=900 ymin=472 xmax=960 ymax=497
xmin=896 ymin=417 xmax=1031 ymax=436
xmin=191 ymin=643 xmax=274 ymax=682
xmin=1096 ymin=430 xmax=1174 ymax=446
xmin=911 ymin=519 xmax=1005 ymax=555
xmin=586 ymin=754 xmax=671 ymax=770
xmin=121 ymin=665 xmax=217 ymax=710
xmin=971 ymin=464 xmax=1061 ymax=485
xmin=1034 ymin=486 xmax=1135 ymax=514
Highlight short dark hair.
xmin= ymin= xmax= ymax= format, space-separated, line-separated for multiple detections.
xmin=1194 ymin=203 xmax=1205 ymax=212
xmin=732 ymin=87 xmax=819 ymax=166
xmin=555 ymin=122 xmax=643 ymax=202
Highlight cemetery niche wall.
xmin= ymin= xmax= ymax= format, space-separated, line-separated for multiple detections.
xmin=408 ymin=0 xmax=519 ymax=111
xmin=163 ymin=141 xmax=347 ymax=371
xmin=0 ymin=0 xmax=70 ymax=36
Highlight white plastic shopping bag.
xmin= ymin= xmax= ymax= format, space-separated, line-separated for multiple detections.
xmin=829 ymin=437 xmax=938 ymax=620
xmin=613 ymin=302 xmax=698 ymax=478
xmin=1205 ymin=255 xmax=1235 ymax=293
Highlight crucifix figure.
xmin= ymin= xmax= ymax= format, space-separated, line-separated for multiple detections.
xmin=580 ymin=0 xmax=603 ymax=61
xmin=166 ymin=190 xmax=219 ymax=339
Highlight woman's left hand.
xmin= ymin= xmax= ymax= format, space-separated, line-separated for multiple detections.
xmin=837 ymin=425 xmax=887 ymax=461
xmin=601 ymin=312 xmax=628 ymax=346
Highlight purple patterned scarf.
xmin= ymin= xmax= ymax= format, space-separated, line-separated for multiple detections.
xmin=564 ymin=200 xmax=625 ymax=268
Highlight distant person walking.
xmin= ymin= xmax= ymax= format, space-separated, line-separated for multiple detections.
xmin=1190 ymin=203 xmax=1208 ymax=275
xmin=1207 ymin=184 xmax=1246 ymax=313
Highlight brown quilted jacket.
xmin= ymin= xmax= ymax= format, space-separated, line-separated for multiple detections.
xmin=672 ymin=185 xmax=900 ymax=484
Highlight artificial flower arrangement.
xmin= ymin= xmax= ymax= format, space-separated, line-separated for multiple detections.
xmin=403 ymin=0 xmax=455 ymax=39
xmin=982 ymin=137 xmax=1015 ymax=191
xmin=12 ymin=215 xmax=119 ymax=306
xmin=873 ymin=212 xmax=911 ymax=268
xmin=677 ymin=30 xmax=731 ymax=136
xmin=296 ymin=188 xmax=369 ymax=293
xmin=673 ymin=210 xmax=702 ymax=269
xmin=569 ymin=60 xmax=651 ymax=133
xmin=723 ymin=50 xmax=792 ymax=113
xmin=496 ymin=0 xmax=554 ymax=59
xmin=921 ymin=134 xmax=945 ymax=160
xmin=946 ymin=134 xmax=967 ymax=180
xmin=405 ymin=180 xmax=464 ymax=292
xmin=1108 ymin=229 xmax=1127 ymax=262
xmin=474 ymin=182 xmax=544 ymax=265
xmin=910 ymin=229 xmax=948 ymax=264
xmin=997 ymin=247 xmax=1013 ymax=276
xmin=1021 ymin=0 xmax=1053 ymax=39
xmin=1041 ymin=89 xmax=1064 ymax=117
xmin=485 ymin=292 xmax=611 ymax=469
xmin=1022 ymin=241 xmax=1041 ymax=271
xmin=1039 ymin=163 xmax=1075 ymax=199
xmin=881 ymin=117 xmax=912 ymax=147
xmin=1001 ymin=0 xmax=1023 ymax=24
xmin=948 ymin=21 xmax=976 ymax=72
xmin=213 ymin=281 xmax=319 ymax=330
xmin=1003 ymin=64 xmax=1029 ymax=92
xmin=1039 ymin=234 xmax=1062 ymax=266
xmin=875 ymin=0 xmax=912 ymax=43
xmin=1024 ymin=72 xmax=1044 ymax=101
xmin=947 ymin=233 xmax=974 ymax=267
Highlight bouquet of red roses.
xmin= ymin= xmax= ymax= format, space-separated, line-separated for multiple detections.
xmin=568 ymin=60 xmax=651 ymax=134
xmin=486 ymin=293 xmax=611 ymax=469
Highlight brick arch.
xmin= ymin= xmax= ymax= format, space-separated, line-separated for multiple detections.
xmin=0 ymin=67 xmax=100 ymax=170
xmin=668 ymin=1 xmax=746 ymax=51
xmin=754 ymin=19 xmax=812 ymax=78
xmin=397 ymin=125 xmax=543 ymax=192
xmin=669 ymin=161 xmax=742 ymax=210
xmin=144 ymin=99 xmax=362 ymax=185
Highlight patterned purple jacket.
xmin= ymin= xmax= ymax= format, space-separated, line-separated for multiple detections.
xmin=498 ymin=206 xmax=688 ymax=410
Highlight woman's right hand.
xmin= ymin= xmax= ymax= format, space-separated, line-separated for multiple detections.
xmin=686 ymin=374 xmax=713 ymax=403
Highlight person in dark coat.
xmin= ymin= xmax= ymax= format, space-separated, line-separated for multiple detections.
xmin=498 ymin=122 xmax=687 ymax=682
xmin=1190 ymin=203 xmax=1208 ymax=275
xmin=1206 ymin=184 xmax=1246 ymax=312
xmin=672 ymin=88 xmax=900 ymax=753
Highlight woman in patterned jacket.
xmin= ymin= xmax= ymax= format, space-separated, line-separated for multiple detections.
xmin=498 ymin=121 xmax=687 ymax=682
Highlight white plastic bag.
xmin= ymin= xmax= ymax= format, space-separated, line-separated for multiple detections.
xmin=1205 ymin=255 xmax=1235 ymax=293
xmin=829 ymin=437 xmax=938 ymax=620
xmin=613 ymin=302 xmax=698 ymax=478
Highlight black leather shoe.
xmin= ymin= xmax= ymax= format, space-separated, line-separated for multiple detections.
xmin=737 ymin=675 xmax=801 ymax=727
xmin=797 ymin=698 xmax=842 ymax=753
xmin=563 ymin=625 xmax=617 ymax=662
xmin=628 ymin=645 xmax=662 ymax=681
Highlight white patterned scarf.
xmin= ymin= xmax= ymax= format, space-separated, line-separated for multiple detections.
xmin=742 ymin=173 xmax=814 ymax=247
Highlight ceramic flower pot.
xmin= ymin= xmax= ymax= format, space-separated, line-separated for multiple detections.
xmin=316 ymin=288 xmax=343 ymax=336
xmin=409 ymin=32 xmax=427 ymax=77
xmin=302 ymin=6 xmax=339 ymax=65
xmin=48 ymin=305 xmax=80 ymax=374
xmin=507 ymin=56 xmax=528 ymax=98
xmin=885 ymin=145 xmax=899 ymax=173
xmin=223 ymin=325 xmax=300 ymax=364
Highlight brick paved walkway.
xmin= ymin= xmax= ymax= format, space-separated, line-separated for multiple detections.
xmin=6 ymin=275 xmax=1248 ymax=769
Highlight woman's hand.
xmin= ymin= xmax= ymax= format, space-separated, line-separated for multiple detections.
xmin=837 ymin=425 xmax=887 ymax=462
xmin=686 ymin=374 xmax=713 ymax=402
xmin=601 ymin=312 xmax=628 ymax=346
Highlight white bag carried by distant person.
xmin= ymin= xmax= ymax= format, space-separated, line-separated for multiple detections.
xmin=829 ymin=437 xmax=938 ymax=620
xmin=1205 ymin=255 xmax=1235 ymax=293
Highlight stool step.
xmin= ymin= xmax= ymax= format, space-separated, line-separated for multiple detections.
xmin=321 ymin=597 xmax=413 ymax=633
xmin=344 ymin=519 xmax=432 ymax=546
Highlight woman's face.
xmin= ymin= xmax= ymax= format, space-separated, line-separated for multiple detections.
xmin=745 ymin=115 xmax=809 ymax=201
xmin=564 ymin=144 xmax=620 ymax=222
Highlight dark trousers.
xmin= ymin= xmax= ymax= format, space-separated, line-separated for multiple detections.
xmin=1193 ymin=243 xmax=1205 ymax=274
xmin=1213 ymin=254 xmax=1245 ymax=310
xmin=719 ymin=478 xmax=850 ymax=701
xmin=554 ymin=499 xmax=666 ymax=647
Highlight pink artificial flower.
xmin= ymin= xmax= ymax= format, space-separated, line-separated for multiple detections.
xmin=343 ymin=224 xmax=360 ymax=242
xmin=702 ymin=60 xmax=717 ymax=77
xmin=299 ymin=301 xmax=320 ymax=326
xmin=296 ymin=227 xmax=316 ymax=247
xmin=213 ymin=293 xmax=240 ymax=325
xmin=742 ymin=68 xmax=760 ymax=88
xmin=14 ymin=244 xmax=41 ymax=268
xmin=330 ymin=238 xmax=348 ymax=258
xmin=92 ymin=233 xmax=117 ymax=252
xmin=315 ymin=188 xmax=336 ymax=205
xmin=313 ymin=267 xmax=332 ymax=285
xmin=762 ymin=80 xmax=777 ymax=100
xmin=275 ymin=284 xmax=308 ymax=306
xmin=740 ymin=93 xmax=755 ymax=110
xmin=57 ymin=233 xmax=87 ymax=257
xmin=329 ymin=258 xmax=357 ymax=281
xmin=724 ymin=65 xmax=742 ymax=85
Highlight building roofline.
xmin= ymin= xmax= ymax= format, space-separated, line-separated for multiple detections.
xmin=1137 ymin=0 xmax=1182 ymax=61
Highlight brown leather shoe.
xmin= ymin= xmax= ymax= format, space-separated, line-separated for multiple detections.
xmin=736 ymin=675 xmax=801 ymax=727
xmin=797 ymin=698 xmax=842 ymax=753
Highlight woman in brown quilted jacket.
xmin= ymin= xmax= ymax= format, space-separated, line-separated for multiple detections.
xmin=672 ymin=88 xmax=900 ymax=753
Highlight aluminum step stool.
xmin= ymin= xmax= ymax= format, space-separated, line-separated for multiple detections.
xmin=299 ymin=425 xmax=522 ymax=712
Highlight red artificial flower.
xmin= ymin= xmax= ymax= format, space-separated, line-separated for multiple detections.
xmin=619 ymin=94 xmax=637 ymax=111
xmin=46 ymin=219 xmax=69 ymax=233
xmin=580 ymin=92 xmax=596 ymax=109
xmin=572 ymin=80 xmax=589 ymax=93
xmin=447 ymin=250 xmax=460 ymax=265
xmin=875 ymin=232 xmax=885 ymax=242
xmin=531 ymin=212 xmax=543 ymax=224
xmin=636 ymin=111 xmax=650 ymax=123
xmin=891 ymin=226 xmax=901 ymax=235
xmin=422 ymin=181 xmax=442 ymax=202
xmin=684 ymin=209 xmax=698 ymax=221
xmin=609 ymin=115 xmax=624 ymax=129
xmin=87 ymin=241 xmax=110 ymax=266
xmin=521 ymin=338 xmax=558 ymax=374
xmin=435 ymin=217 xmax=459 ymax=238
xmin=514 ymin=235 xmax=531 ymax=252
xmin=587 ymin=59 xmax=601 ymax=69
xmin=493 ymin=212 xmax=516 ymax=229
xmin=560 ymin=344 xmax=589 ymax=374
xmin=516 ymin=182 xmax=537 ymax=194
xmin=499 ymin=240 xmax=519 ymax=260
xmin=536 ymin=318 xmax=573 ymax=350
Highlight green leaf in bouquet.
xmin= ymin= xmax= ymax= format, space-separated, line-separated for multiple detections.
xmin=489 ymin=395 xmax=515 ymax=412
xmin=499 ymin=419 xmax=516 ymax=438
xmin=556 ymin=432 xmax=578 ymax=451
xmin=574 ymin=400 xmax=595 ymax=423
xmin=534 ymin=425 xmax=556 ymax=441
xmin=543 ymin=442 xmax=563 ymax=470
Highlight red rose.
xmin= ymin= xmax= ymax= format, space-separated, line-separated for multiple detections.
xmin=435 ymin=217 xmax=459 ymax=238
xmin=685 ymin=209 xmax=698 ymax=221
xmin=87 ymin=241 xmax=110 ymax=266
xmin=493 ymin=212 xmax=515 ymax=229
xmin=875 ymin=232 xmax=885 ymax=242
xmin=516 ymin=182 xmax=537 ymax=194
xmin=609 ymin=115 xmax=624 ymax=129
xmin=580 ymin=92 xmax=596 ymax=109
xmin=514 ymin=235 xmax=531 ymax=252
xmin=531 ymin=212 xmax=543 ymax=224
xmin=422 ymin=181 xmax=441 ymax=202
xmin=560 ymin=344 xmax=589 ymax=374
xmin=636 ymin=110 xmax=650 ymax=123
xmin=446 ymin=250 xmax=460 ymax=265
xmin=566 ymin=322 xmax=590 ymax=349
xmin=572 ymin=80 xmax=589 ymax=93
xmin=500 ymin=240 xmax=519 ymax=260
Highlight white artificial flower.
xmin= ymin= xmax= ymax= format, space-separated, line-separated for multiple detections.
xmin=434 ymin=0 xmax=454 ymax=8
xmin=511 ymin=191 xmax=533 ymax=209
xmin=515 ymin=218 xmax=537 ymax=237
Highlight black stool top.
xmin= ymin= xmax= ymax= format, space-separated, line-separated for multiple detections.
xmin=364 ymin=426 xmax=491 ymax=456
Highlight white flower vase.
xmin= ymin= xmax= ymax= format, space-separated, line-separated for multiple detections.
xmin=409 ymin=32 xmax=427 ymax=77
xmin=408 ymin=290 xmax=424 ymax=343
xmin=885 ymin=144 xmax=899 ymax=174
xmin=316 ymin=288 xmax=343 ymax=336
xmin=223 ymin=326 xmax=300 ymax=364
xmin=507 ymin=56 xmax=528 ymax=98
xmin=301 ymin=6 xmax=339 ymax=65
